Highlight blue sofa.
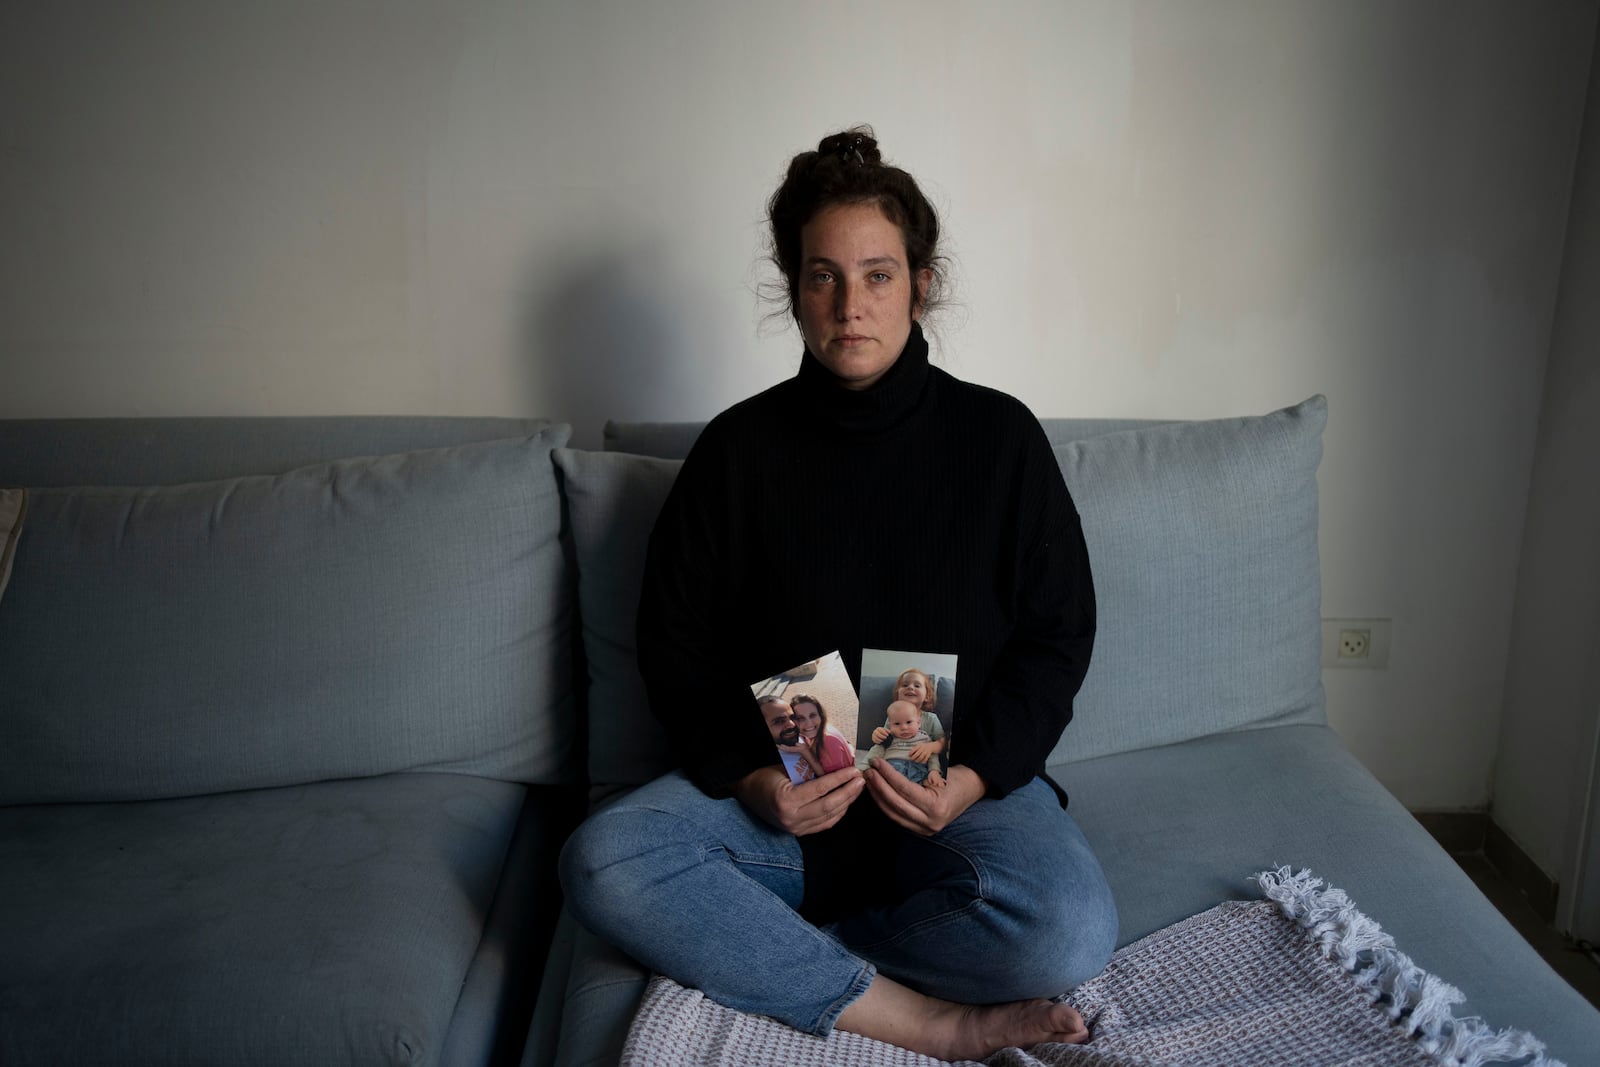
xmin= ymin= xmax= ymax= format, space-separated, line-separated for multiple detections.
xmin=0 ymin=418 xmax=581 ymax=1066
xmin=3 ymin=404 xmax=1597 ymax=1066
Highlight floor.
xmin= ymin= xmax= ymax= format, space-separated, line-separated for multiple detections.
xmin=1454 ymin=852 xmax=1600 ymax=1011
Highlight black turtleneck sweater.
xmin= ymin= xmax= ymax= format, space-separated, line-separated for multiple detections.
xmin=636 ymin=325 xmax=1095 ymax=917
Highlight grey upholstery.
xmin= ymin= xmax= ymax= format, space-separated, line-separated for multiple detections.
xmin=0 ymin=773 xmax=570 ymax=1066
xmin=1057 ymin=725 xmax=1600 ymax=1062
xmin=0 ymin=416 xmax=577 ymax=1067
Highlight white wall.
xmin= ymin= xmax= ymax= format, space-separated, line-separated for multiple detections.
xmin=1495 ymin=11 xmax=1600 ymax=896
xmin=1 ymin=0 xmax=1595 ymax=813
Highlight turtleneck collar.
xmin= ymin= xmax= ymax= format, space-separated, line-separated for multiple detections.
xmin=794 ymin=322 xmax=932 ymax=436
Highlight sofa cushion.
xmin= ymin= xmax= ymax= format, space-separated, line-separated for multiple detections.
xmin=602 ymin=420 xmax=704 ymax=460
xmin=0 ymin=415 xmax=553 ymax=487
xmin=526 ymin=910 xmax=652 ymax=1067
xmin=1055 ymin=725 xmax=1600 ymax=1066
xmin=601 ymin=416 xmax=1173 ymax=460
xmin=1048 ymin=396 xmax=1327 ymax=765
xmin=0 ymin=429 xmax=577 ymax=804
xmin=0 ymin=773 xmax=531 ymax=1067
xmin=554 ymin=448 xmax=681 ymax=793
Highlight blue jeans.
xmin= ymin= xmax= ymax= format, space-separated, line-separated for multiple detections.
xmin=559 ymin=772 xmax=1118 ymax=1036
xmin=886 ymin=756 xmax=929 ymax=783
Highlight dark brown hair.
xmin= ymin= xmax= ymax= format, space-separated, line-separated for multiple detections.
xmin=766 ymin=126 xmax=947 ymax=322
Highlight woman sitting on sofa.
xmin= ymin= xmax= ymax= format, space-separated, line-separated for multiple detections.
xmin=560 ymin=127 xmax=1116 ymax=1061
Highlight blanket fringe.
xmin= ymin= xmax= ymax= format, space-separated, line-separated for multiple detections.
xmin=1254 ymin=867 xmax=1564 ymax=1067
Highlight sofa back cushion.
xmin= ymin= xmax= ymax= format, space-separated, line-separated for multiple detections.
xmin=1048 ymin=396 xmax=1327 ymax=766
xmin=553 ymin=448 xmax=681 ymax=796
xmin=601 ymin=416 xmax=1174 ymax=460
xmin=0 ymin=415 xmax=555 ymax=486
xmin=0 ymin=427 xmax=578 ymax=804
xmin=590 ymin=398 xmax=1325 ymax=786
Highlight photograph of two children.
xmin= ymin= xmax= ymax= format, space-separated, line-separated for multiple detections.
xmin=750 ymin=648 xmax=957 ymax=789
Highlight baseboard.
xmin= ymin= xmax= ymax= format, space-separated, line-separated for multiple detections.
xmin=1412 ymin=810 xmax=1487 ymax=855
xmin=1484 ymin=819 xmax=1560 ymax=924
xmin=1413 ymin=809 xmax=1560 ymax=925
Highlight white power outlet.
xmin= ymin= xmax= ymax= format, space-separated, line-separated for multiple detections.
xmin=1322 ymin=619 xmax=1391 ymax=668
xmin=1338 ymin=629 xmax=1369 ymax=659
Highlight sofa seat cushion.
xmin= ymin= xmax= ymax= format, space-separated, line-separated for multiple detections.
xmin=1054 ymin=724 xmax=1600 ymax=1065
xmin=0 ymin=773 xmax=533 ymax=1067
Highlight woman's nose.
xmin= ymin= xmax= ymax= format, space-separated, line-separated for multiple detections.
xmin=834 ymin=279 xmax=858 ymax=319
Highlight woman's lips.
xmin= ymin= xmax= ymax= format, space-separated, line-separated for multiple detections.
xmin=834 ymin=335 xmax=870 ymax=347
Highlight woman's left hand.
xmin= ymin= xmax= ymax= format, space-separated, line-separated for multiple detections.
xmin=864 ymin=759 xmax=986 ymax=835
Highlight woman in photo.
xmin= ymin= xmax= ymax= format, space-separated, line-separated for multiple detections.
xmin=789 ymin=693 xmax=854 ymax=774
xmin=561 ymin=127 xmax=1115 ymax=1060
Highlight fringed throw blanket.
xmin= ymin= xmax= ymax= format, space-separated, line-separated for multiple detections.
xmin=621 ymin=868 xmax=1563 ymax=1067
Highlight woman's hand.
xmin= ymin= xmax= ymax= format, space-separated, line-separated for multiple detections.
xmin=906 ymin=741 xmax=941 ymax=764
xmin=732 ymin=765 xmax=865 ymax=836
xmin=864 ymin=760 xmax=985 ymax=836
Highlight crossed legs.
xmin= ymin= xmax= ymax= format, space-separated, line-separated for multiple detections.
xmin=559 ymin=772 xmax=1117 ymax=1055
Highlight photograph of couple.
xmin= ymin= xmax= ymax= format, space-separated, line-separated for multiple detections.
xmin=751 ymin=650 xmax=860 ymax=785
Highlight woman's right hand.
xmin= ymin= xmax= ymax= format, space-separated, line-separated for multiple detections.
xmin=732 ymin=765 xmax=865 ymax=836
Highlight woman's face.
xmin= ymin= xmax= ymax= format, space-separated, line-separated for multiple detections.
xmin=791 ymin=701 xmax=822 ymax=740
xmin=896 ymin=673 xmax=929 ymax=708
xmin=796 ymin=201 xmax=927 ymax=391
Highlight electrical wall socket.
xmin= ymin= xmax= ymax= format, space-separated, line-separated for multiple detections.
xmin=1321 ymin=618 xmax=1391 ymax=668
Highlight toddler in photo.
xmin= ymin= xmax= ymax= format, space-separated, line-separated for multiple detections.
xmin=867 ymin=699 xmax=943 ymax=787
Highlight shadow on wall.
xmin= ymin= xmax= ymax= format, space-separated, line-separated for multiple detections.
xmin=524 ymin=246 xmax=704 ymax=450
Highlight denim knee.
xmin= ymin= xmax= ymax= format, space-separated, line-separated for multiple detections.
xmin=965 ymin=876 xmax=1117 ymax=1001
xmin=559 ymin=806 xmax=690 ymax=939
xmin=1020 ymin=873 xmax=1119 ymax=992
xmin=556 ymin=794 xmax=864 ymax=1035
xmin=558 ymin=813 xmax=613 ymax=934
xmin=559 ymin=789 xmax=807 ymax=946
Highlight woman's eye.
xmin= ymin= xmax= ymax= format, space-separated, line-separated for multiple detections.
xmin=811 ymin=272 xmax=833 ymax=285
xmin=870 ymin=272 xmax=891 ymax=283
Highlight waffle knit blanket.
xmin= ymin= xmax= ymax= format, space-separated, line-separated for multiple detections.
xmin=620 ymin=868 xmax=1563 ymax=1067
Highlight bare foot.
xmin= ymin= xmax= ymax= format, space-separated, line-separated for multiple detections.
xmin=836 ymin=976 xmax=1088 ymax=1061
xmin=945 ymin=998 xmax=1088 ymax=1059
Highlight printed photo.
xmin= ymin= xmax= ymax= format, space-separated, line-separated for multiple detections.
xmin=858 ymin=648 xmax=958 ymax=785
xmin=750 ymin=651 xmax=861 ymax=785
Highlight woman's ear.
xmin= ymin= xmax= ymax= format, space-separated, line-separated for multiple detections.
xmin=912 ymin=269 xmax=933 ymax=320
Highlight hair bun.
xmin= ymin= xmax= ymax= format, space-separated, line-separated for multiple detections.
xmin=818 ymin=126 xmax=882 ymax=166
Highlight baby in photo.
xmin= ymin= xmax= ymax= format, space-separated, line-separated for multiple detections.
xmin=867 ymin=699 xmax=944 ymax=787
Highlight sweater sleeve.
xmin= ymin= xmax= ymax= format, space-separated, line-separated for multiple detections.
xmin=635 ymin=433 xmax=786 ymax=799
xmin=955 ymin=421 xmax=1097 ymax=799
